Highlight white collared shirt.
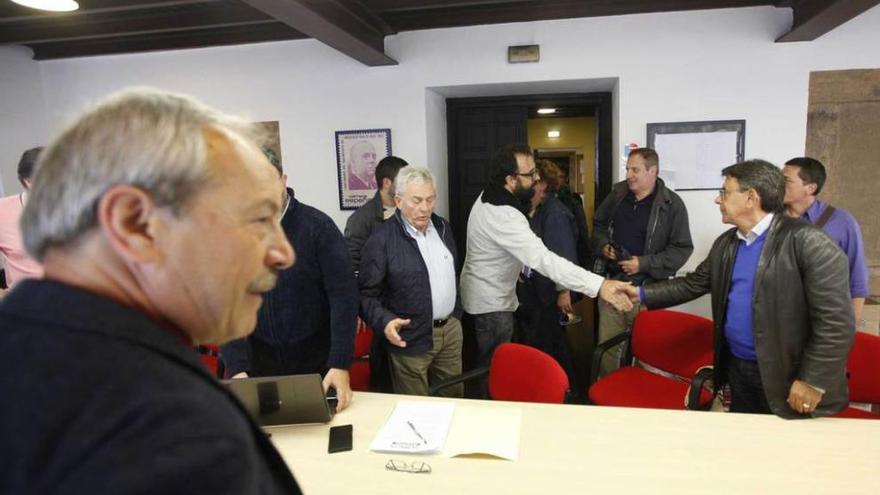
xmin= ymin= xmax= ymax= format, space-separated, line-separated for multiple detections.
xmin=402 ymin=218 xmax=456 ymax=320
xmin=460 ymin=193 xmax=604 ymax=314
xmin=736 ymin=213 xmax=774 ymax=246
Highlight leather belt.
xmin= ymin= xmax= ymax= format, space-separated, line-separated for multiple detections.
xmin=433 ymin=318 xmax=449 ymax=327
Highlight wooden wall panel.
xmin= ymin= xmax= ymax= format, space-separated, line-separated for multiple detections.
xmin=806 ymin=69 xmax=880 ymax=299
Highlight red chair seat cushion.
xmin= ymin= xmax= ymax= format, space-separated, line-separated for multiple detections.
xmin=832 ymin=407 xmax=880 ymax=420
xmin=589 ymin=367 xmax=712 ymax=410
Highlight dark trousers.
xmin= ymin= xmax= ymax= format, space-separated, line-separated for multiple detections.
xmin=727 ymin=354 xmax=772 ymax=414
xmin=514 ymin=304 xmax=575 ymax=389
xmin=472 ymin=311 xmax=514 ymax=398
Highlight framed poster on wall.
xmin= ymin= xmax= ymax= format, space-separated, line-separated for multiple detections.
xmin=646 ymin=120 xmax=745 ymax=191
xmin=335 ymin=128 xmax=392 ymax=210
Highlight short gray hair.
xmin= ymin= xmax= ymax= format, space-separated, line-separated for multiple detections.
xmin=21 ymin=88 xmax=266 ymax=261
xmin=721 ymin=159 xmax=785 ymax=214
xmin=394 ymin=166 xmax=435 ymax=197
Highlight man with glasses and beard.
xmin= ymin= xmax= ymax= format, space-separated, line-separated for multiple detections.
xmin=460 ymin=145 xmax=632 ymax=395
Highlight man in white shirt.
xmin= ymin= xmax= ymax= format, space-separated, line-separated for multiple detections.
xmin=359 ymin=167 xmax=464 ymax=396
xmin=460 ymin=144 xmax=632 ymax=383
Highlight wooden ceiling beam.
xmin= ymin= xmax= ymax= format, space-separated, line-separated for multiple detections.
xmin=0 ymin=0 xmax=222 ymax=21
xmin=776 ymin=0 xmax=880 ymax=42
xmin=377 ymin=0 xmax=776 ymax=32
xmin=27 ymin=23 xmax=305 ymax=60
xmin=0 ymin=2 xmax=272 ymax=44
xmin=240 ymin=0 xmax=397 ymax=66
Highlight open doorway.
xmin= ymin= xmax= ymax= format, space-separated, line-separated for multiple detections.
xmin=446 ymin=93 xmax=612 ymax=257
xmin=445 ymin=91 xmax=613 ymax=399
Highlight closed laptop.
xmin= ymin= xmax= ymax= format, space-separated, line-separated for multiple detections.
xmin=224 ymin=373 xmax=334 ymax=426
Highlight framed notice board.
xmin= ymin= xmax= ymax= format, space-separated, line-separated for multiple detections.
xmin=646 ymin=120 xmax=745 ymax=191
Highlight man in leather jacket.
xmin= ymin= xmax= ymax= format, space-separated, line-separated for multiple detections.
xmin=624 ymin=160 xmax=853 ymax=418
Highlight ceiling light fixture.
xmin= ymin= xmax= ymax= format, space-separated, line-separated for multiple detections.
xmin=547 ymin=130 xmax=560 ymax=138
xmin=537 ymin=108 xmax=556 ymax=115
xmin=11 ymin=0 xmax=79 ymax=12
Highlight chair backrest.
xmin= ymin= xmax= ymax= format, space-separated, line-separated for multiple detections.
xmin=350 ymin=320 xmax=374 ymax=392
xmin=353 ymin=319 xmax=373 ymax=358
xmin=847 ymin=331 xmax=880 ymax=403
xmin=488 ymin=343 xmax=569 ymax=404
xmin=630 ymin=309 xmax=714 ymax=378
xmin=196 ymin=344 xmax=223 ymax=379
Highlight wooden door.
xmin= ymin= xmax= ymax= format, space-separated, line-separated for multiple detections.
xmin=447 ymin=104 xmax=528 ymax=259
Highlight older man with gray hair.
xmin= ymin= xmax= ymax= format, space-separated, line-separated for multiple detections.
xmin=359 ymin=166 xmax=464 ymax=397
xmin=0 ymin=88 xmax=301 ymax=493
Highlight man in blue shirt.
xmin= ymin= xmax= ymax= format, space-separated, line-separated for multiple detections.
xmin=783 ymin=157 xmax=869 ymax=329
xmin=623 ymin=160 xmax=853 ymax=418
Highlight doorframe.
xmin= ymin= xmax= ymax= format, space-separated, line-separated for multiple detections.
xmin=446 ymin=92 xmax=613 ymax=232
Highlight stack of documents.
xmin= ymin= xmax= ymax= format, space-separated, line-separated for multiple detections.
xmin=369 ymin=400 xmax=455 ymax=454
xmin=369 ymin=400 xmax=522 ymax=461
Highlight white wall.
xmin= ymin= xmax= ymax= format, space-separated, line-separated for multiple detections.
xmin=0 ymin=46 xmax=48 ymax=196
xmin=1 ymin=5 xmax=879 ymax=314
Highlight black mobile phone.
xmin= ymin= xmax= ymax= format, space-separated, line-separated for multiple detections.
xmin=328 ymin=424 xmax=353 ymax=454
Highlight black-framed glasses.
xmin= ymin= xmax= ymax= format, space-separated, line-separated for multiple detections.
xmin=513 ymin=168 xmax=538 ymax=178
xmin=385 ymin=459 xmax=432 ymax=474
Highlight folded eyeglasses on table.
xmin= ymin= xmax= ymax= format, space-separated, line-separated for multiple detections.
xmin=385 ymin=459 xmax=432 ymax=474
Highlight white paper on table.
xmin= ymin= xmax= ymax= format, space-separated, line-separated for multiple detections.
xmin=443 ymin=406 xmax=521 ymax=461
xmin=368 ymin=400 xmax=455 ymax=454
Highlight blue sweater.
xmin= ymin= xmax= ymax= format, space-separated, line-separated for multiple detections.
xmin=222 ymin=191 xmax=358 ymax=376
xmin=724 ymin=233 xmax=767 ymax=360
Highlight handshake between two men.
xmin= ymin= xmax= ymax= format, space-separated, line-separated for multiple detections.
xmin=597 ymin=279 xmax=640 ymax=312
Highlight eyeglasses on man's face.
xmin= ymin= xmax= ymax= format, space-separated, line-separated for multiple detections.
xmin=513 ymin=168 xmax=539 ymax=179
xmin=717 ymin=187 xmax=747 ymax=199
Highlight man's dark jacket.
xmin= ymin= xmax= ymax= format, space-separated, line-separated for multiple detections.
xmin=592 ymin=178 xmax=693 ymax=281
xmin=359 ymin=211 xmax=463 ymax=355
xmin=223 ymin=191 xmax=358 ymax=377
xmin=643 ymin=215 xmax=854 ymax=419
xmin=344 ymin=191 xmax=385 ymax=273
xmin=0 ymin=280 xmax=302 ymax=494
xmin=525 ymin=195 xmax=579 ymax=307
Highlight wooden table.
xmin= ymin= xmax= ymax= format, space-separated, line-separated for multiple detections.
xmin=269 ymin=392 xmax=880 ymax=494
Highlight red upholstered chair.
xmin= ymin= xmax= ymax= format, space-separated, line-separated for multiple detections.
xmin=430 ymin=343 xmax=569 ymax=404
xmin=588 ymin=309 xmax=714 ymax=410
xmin=488 ymin=343 xmax=569 ymax=403
xmin=833 ymin=331 xmax=880 ymax=420
xmin=350 ymin=319 xmax=374 ymax=392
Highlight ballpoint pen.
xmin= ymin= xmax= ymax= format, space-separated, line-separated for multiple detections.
xmin=407 ymin=420 xmax=428 ymax=444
